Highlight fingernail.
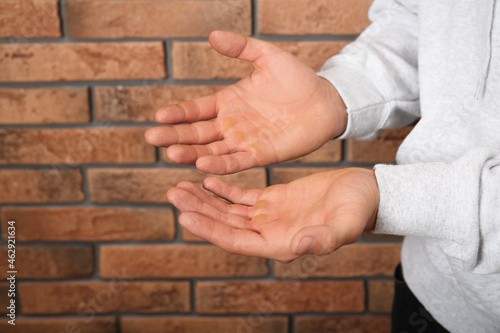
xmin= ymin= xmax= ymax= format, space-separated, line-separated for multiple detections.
xmin=297 ymin=237 xmax=316 ymax=255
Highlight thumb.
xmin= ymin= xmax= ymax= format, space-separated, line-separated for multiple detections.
xmin=209 ymin=30 xmax=278 ymax=64
xmin=290 ymin=225 xmax=338 ymax=256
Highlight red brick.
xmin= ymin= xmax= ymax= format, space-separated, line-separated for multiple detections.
xmin=259 ymin=0 xmax=373 ymax=35
xmin=100 ymin=245 xmax=268 ymax=278
xmin=121 ymin=316 xmax=288 ymax=333
xmin=287 ymin=141 xmax=342 ymax=163
xmin=273 ymin=167 xmax=339 ymax=184
xmin=0 ymin=169 xmax=84 ymax=203
xmin=173 ymin=41 xmax=347 ymax=80
xmin=196 ymin=280 xmax=365 ymax=313
xmin=348 ymin=127 xmax=413 ymax=163
xmin=0 ymin=282 xmax=9 ymax=314
xmin=0 ymin=316 xmax=117 ymax=333
xmin=172 ymin=41 xmax=250 ymax=80
xmin=88 ymin=168 xmax=266 ymax=203
xmin=0 ymin=88 xmax=90 ymax=124
xmin=181 ymin=226 xmax=204 ymax=242
xmin=369 ymin=280 xmax=395 ymax=313
xmin=0 ymin=245 xmax=93 ymax=279
xmin=66 ymin=0 xmax=251 ymax=38
xmin=0 ymin=128 xmax=155 ymax=164
xmin=20 ymin=281 xmax=190 ymax=314
xmin=295 ymin=315 xmax=391 ymax=333
xmin=282 ymin=41 xmax=349 ymax=72
xmin=0 ymin=43 xmax=166 ymax=82
xmin=1 ymin=207 xmax=175 ymax=241
xmin=0 ymin=0 xmax=61 ymax=38
xmin=362 ymin=230 xmax=403 ymax=241
xmin=95 ymin=85 xmax=225 ymax=122
xmin=275 ymin=243 xmax=401 ymax=278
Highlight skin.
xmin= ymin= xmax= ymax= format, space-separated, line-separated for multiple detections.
xmin=167 ymin=169 xmax=379 ymax=263
xmin=145 ymin=31 xmax=348 ymax=175
xmin=145 ymin=31 xmax=380 ymax=260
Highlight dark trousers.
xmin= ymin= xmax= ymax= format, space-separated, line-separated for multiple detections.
xmin=391 ymin=264 xmax=450 ymax=333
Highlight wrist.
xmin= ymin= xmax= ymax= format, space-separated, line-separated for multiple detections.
xmin=365 ymin=169 xmax=380 ymax=231
xmin=319 ymin=77 xmax=348 ymax=138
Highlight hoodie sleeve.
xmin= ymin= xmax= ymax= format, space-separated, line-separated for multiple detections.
xmin=318 ymin=0 xmax=420 ymax=140
xmin=374 ymin=148 xmax=500 ymax=274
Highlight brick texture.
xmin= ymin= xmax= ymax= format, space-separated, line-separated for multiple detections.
xmin=181 ymin=226 xmax=205 ymax=242
xmin=0 ymin=128 xmax=155 ymax=164
xmin=95 ymin=85 xmax=225 ymax=122
xmin=20 ymin=281 xmax=190 ymax=314
xmin=172 ymin=41 xmax=251 ymax=80
xmin=0 ymin=245 xmax=93 ymax=279
xmin=0 ymin=282 xmax=9 ymax=314
xmin=0 ymin=169 xmax=84 ymax=203
xmin=273 ymin=167 xmax=339 ymax=184
xmin=66 ymin=0 xmax=252 ymax=38
xmin=369 ymin=280 xmax=395 ymax=313
xmin=1 ymin=207 xmax=175 ymax=241
xmin=0 ymin=88 xmax=90 ymax=124
xmin=287 ymin=141 xmax=343 ymax=163
xmin=295 ymin=315 xmax=391 ymax=333
xmin=362 ymin=230 xmax=403 ymax=241
xmin=0 ymin=0 xmax=61 ymax=38
xmin=259 ymin=0 xmax=373 ymax=35
xmin=348 ymin=127 xmax=413 ymax=163
xmin=275 ymin=243 xmax=401 ymax=278
xmin=0 ymin=316 xmax=117 ymax=333
xmin=0 ymin=1 xmax=411 ymax=328
xmin=173 ymin=41 xmax=348 ymax=80
xmin=0 ymin=43 xmax=166 ymax=82
xmin=196 ymin=281 xmax=365 ymax=314
xmin=88 ymin=168 xmax=266 ymax=203
xmin=121 ymin=316 xmax=289 ymax=333
xmin=100 ymin=245 xmax=268 ymax=278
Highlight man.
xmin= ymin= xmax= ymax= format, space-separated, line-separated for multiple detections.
xmin=145 ymin=0 xmax=500 ymax=331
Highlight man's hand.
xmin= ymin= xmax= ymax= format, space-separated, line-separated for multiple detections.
xmin=167 ymin=168 xmax=379 ymax=263
xmin=145 ymin=31 xmax=347 ymax=175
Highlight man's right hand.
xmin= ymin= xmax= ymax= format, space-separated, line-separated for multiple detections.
xmin=167 ymin=168 xmax=379 ymax=263
xmin=145 ymin=31 xmax=347 ymax=175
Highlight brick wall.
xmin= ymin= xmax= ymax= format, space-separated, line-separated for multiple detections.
xmin=0 ymin=1 xmax=409 ymax=332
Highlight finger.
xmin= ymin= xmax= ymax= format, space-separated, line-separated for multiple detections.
xmin=166 ymin=140 xmax=232 ymax=165
xmin=175 ymin=181 xmax=253 ymax=219
xmin=167 ymin=187 xmax=252 ymax=230
xmin=175 ymin=181 xmax=230 ymax=212
xmin=209 ymin=30 xmax=280 ymax=68
xmin=196 ymin=151 xmax=260 ymax=174
xmin=203 ymin=177 xmax=262 ymax=206
xmin=179 ymin=212 xmax=270 ymax=257
xmin=154 ymin=94 xmax=218 ymax=124
xmin=144 ymin=121 xmax=222 ymax=147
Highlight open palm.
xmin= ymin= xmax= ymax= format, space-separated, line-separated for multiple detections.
xmin=145 ymin=31 xmax=347 ymax=175
xmin=167 ymin=168 xmax=379 ymax=262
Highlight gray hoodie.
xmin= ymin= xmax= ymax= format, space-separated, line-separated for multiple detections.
xmin=318 ymin=0 xmax=500 ymax=331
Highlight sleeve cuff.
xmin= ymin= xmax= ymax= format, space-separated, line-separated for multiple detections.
xmin=373 ymin=161 xmax=474 ymax=240
xmin=317 ymin=65 xmax=387 ymax=140
xmin=372 ymin=153 xmax=484 ymax=269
